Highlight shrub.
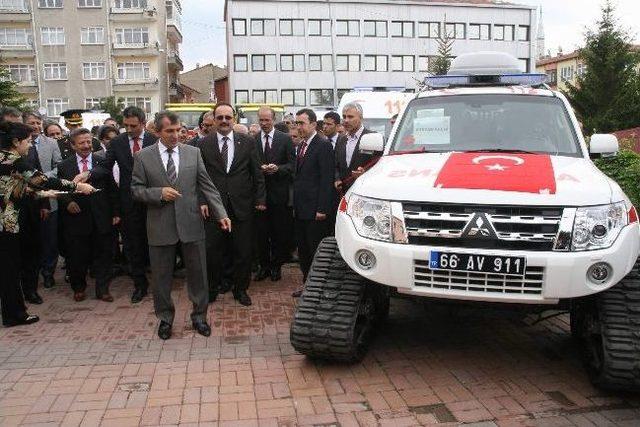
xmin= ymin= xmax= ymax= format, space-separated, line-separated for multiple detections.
xmin=594 ymin=148 xmax=640 ymax=208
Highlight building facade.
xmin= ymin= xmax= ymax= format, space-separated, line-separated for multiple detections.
xmin=536 ymin=50 xmax=585 ymax=91
xmin=179 ymin=63 xmax=228 ymax=103
xmin=225 ymin=0 xmax=538 ymax=110
xmin=0 ymin=0 xmax=183 ymax=118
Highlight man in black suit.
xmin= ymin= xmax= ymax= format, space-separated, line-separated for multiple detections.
xmin=253 ymin=107 xmax=295 ymax=282
xmin=291 ymin=109 xmax=334 ymax=296
xmin=58 ymin=128 xmax=119 ymax=302
xmin=334 ymin=102 xmax=377 ymax=195
xmin=195 ymin=103 xmax=266 ymax=306
xmin=187 ymin=111 xmax=215 ymax=146
xmin=99 ymin=106 xmax=157 ymax=303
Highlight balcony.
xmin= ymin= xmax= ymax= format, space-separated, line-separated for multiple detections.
xmin=0 ymin=0 xmax=30 ymax=21
xmin=167 ymin=50 xmax=183 ymax=71
xmin=166 ymin=16 xmax=182 ymax=43
xmin=16 ymin=80 xmax=38 ymax=94
xmin=111 ymin=42 xmax=159 ymax=57
xmin=113 ymin=76 xmax=158 ymax=92
xmin=0 ymin=44 xmax=35 ymax=58
xmin=110 ymin=1 xmax=158 ymax=21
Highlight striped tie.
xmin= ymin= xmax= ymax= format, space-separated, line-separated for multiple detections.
xmin=166 ymin=148 xmax=177 ymax=185
xmin=221 ymin=136 xmax=229 ymax=172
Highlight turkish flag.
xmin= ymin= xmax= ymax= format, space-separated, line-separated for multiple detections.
xmin=434 ymin=152 xmax=556 ymax=194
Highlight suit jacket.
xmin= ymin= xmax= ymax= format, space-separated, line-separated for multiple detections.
xmin=57 ymin=152 xmax=119 ymax=236
xmin=293 ymin=133 xmax=334 ymax=220
xmin=335 ymin=128 xmax=376 ymax=184
xmin=195 ymin=132 xmax=266 ymax=221
xmin=255 ymin=129 xmax=295 ymax=206
xmin=131 ymin=143 xmax=227 ymax=246
xmin=186 ymin=135 xmax=201 ymax=146
xmin=101 ymin=131 xmax=157 ymax=210
xmin=58 ymin=136 xmax=102 ymax=160
xmin=32 ymin=135 xmax=62 ymax=211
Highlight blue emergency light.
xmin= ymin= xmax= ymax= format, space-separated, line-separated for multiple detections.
xmin=424 ymin=73 xmax=548 ymax=88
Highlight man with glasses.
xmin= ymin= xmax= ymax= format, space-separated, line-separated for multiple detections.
xmin=291 ymin=109 xmax=334 ymax=297
xmin=195 ymin=103 xmax=266 ymax=306
xmin=188 ymin=111 xmax=215 ymax=146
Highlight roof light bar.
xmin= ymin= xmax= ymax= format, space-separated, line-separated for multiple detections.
xmin=424 ymin=73 xmax=548 ymax=88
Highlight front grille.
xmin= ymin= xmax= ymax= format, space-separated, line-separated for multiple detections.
xmin=414 ymin=260 xmax=544 ymax=295
xmin=403 ymin=202 xmax=563 ymax=251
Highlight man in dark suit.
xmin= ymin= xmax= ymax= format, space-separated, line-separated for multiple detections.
xmin=253 ymin=107 xmax=295 ymax=282
xmin=99 ymin=106 xmax=157 ymax=303
xmin=58 ymin=110 xmax=102 ymax=159
xmin=187 ymin=111 xmax=215 ymax=146
xmin=334 ymin=102 xmax=377 ymax=194
xmin=195 ymin=103 xmax=266 ymax=306
xmin=291 ymin=109 xmax=334 ymax=296
xmin=323 ymin=111 xmax=344 ymax=234
xmin=58 ymin=128 xmax=119 ymax=302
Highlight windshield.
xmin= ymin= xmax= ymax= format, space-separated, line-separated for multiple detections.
xmin=391 ymin=94 xmax=581 ymax=157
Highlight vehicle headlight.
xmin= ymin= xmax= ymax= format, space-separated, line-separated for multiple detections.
xmin=346 ymin=194 xmax=392 ymax=242
xmin=571 ymin=202 xmax=629 ymax=251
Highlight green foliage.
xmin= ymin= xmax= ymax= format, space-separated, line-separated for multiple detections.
xmin=0 ymin=62 xmax=29 ymax=110
xmin=594 ymin=149 xmax=640 ymax=208
xmin=99 ymin=96 xmax=125 ymax=125
xmin=429 ymin=28 xmax=454 ymax=76
xmin=563 ymin=0 xmax=640 ymax=134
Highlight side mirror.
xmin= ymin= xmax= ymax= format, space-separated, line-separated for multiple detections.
xmin=590 ymin=134 xmax=619 ymax=157
xmin=359 ymin=132 xmax=384 ymax=154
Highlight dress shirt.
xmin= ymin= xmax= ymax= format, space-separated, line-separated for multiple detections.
xmin=299 ymin=131 xmax=316 ymax=158
xmin=217 ymin=131 xmax=234 ymax=172
xmin=158 ymin=143 xmax=179 ymax=178
xmin=261 ymin=129 xmax=275 ymax=152
xmin=346 ymin=126 xmax=364 ymax=167
xmin=328 ymin=134 xmax=338 ymax=150
xmin=76 ymin=153 xmax=93 ymax=172
xmin=128 ymin=131 xmax=146 ymax=154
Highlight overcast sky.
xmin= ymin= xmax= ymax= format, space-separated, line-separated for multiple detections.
xmin=181 ymin=0 xmax=640 ymax=71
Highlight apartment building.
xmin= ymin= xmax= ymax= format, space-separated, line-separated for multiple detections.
xmin=536 ymin=50 xmax=585 ymax=91
xmin=225 ymin=0 xmax=538 ymax=109
xmin=0 ymin=0 xmax=183 ymax=118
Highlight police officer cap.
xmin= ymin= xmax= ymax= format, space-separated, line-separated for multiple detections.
xmin=60 ymin=109 xmax=86 ymax=125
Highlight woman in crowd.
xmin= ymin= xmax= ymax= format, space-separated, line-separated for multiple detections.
xmin=0 ymin=122 xmax=94 ymax=327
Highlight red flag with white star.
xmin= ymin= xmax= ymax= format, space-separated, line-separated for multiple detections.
xmin=434 ymin=152 xmax=556 ymax=194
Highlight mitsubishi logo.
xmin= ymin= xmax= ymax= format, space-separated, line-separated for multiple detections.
xmin=461 ymin=213 xmax=497 ymax=239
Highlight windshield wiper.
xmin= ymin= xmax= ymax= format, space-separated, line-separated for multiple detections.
xmin=463 ymin=148 xmax=538 ymax=154
xmin=389 ymin=147 xmax=428 ymax=156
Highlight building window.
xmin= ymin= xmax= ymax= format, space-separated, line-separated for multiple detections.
xmin=308 ymin=54 xmax=332 ymax=71
xmin=417 ymin=22 xmax=439 ymax=38
xmin=41 ymin=27 xmax=65 ymax=45
xmin=310 ymin=89 xmax=334 ymax=106
xmin=337 ymin=89 xmax=349 ymax=102
xmin=281 ymin=89 xmax=305 ymax=106
xmin=336 ymin=20 xmax=359 ymax=37
xmin=82 ymin=62 xmax=106 ymax=80
xmin=445 ymin=23 xmax=465 ymax=39
xmin=468 ymin=24 xmax=490 ymax=40
xmin=232 ymin=19 xmax=246 ymax=36
xmin=560 ymin=65 xmax=574 ymax=81
xmin=518 ymin=25 xmax=530 ymax=41
xmin=1 ymin=0 xmax=29 ymax=11
xmin=78 ymin=0 xmax=101 ymax=7
xmin=418 ymin=56 xmax=437 ymax=72
xmin=39 ymin=0 xmax=62 ymax=7
xmin=115 ymin=27 xmax=149 ymax=45
xmin=363 ymin=55 xmax=388 ymax=72
xmin=363 ymin=20 xmax=387 ymax=37
xmin=280 ymin=54 xmax=304 ymax=71
xmin=391 ymin=55 xmax=414 ymax=72
xmin=546 ymin=70 xmax=557 ymax=85
xmin=251 ymin=54 xmax=276 ymax=71
xmin=233 ymin=55 xmax=247 ymax=72
xmin=116 ymin=62 xmax=150 ymax=80
xmin=308 ymin=19 xmax=330 ymax=36
xmin=0 ymin=28 xmax=31 ymax=47
xmin=123 ymin=96 xmax=151 ymax=113
xmin=494 ymin=24 xmax=514 ymax=41
xmin=279 ymin=19 xmax=304 ymax=36
xmin=336 ymin=55 xmax=360 ymax=72
xmin=43 ymin=62 xmax=67 ymax=80
xmin=518 ymin=58 xmax=529 ymax=72
xmin=250 ymin=19 xmax=275 ymax=36
xmin=235 ymin=90 xmax=249 ymax=104
xmin=252 ymin=90 xmax=277 ymax=103
xmin=390 ymin=21 xmax=414 ymax=38
xmin=114 ymin=0 xmax=146 ymax=8
xmin=85 ymin=98 xmax=102 ymax=109
xmin=577 ymin=62 xmax=587 ymax=77
xmin=81 ymin=27 xmax=104 ymax=44
xmin=3 ymin=64 xmax=36 ymax=83
xmin=46 ymin=98 xmax=69 ymax=116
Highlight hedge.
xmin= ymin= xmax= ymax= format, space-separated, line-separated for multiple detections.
xmin=594 ymin=148 xmax=640 ymax=208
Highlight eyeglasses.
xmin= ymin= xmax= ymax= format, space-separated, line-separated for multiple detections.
xmin=216 ymin=115 xmax=233 ymax=121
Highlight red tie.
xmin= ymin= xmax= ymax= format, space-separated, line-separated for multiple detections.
xmin=81 ymin=158 xmax=89 ymax=172
xmin=132 ymin=137 xmax=141 ymax=154
xmin=297 ymin=140 xmax=307 ymax=165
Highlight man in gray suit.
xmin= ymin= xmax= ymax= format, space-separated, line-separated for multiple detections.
xmin=132 ymin=111 xmax=231 ymax=340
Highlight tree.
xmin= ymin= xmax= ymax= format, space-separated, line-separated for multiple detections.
xmin=563 ymin=0 xmax=640 ymax=134
xmin=429 ymin=27 xmax=454 ymax=76
xmin=99 ymin=96 xmax=125 ymax=125
xmin=0 ymin=62 xmax=29 ymax=109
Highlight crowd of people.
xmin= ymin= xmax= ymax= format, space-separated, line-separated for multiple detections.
xmin=0 ymin=101 xmax=377 ymax=339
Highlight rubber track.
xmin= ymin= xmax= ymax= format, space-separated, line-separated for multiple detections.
xmin=593 ymin=257 xmax=640 ymax=391
xmin=290 ymin=237 xmax=372 ymax=362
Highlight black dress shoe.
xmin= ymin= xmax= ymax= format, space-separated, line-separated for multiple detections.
xmin=131 ymin=288 xmax=147 ymax=304
xmin=3 ymin=314 xmax=39 ymax=327
xmin=158 ymin=321 xmax=172 ymax=340
xmin=253 ymin=268 xmax=269 ymax=282
xmin=233 ymin=290 xmax=252 ymax=306
xmin=270 ymin=268 xmax=282 ymax=282
xmin=24 ymin=292 xmax=43 ymax=305
xmin=219 ymin=280 xmax=232 ymax=294
xmin=43 ymin=277 xmax=55 ymax=289
xmin=192 ymin=320 xmax=211 ymax=337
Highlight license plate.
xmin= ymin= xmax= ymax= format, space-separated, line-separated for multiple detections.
xmin=429 ymin=251 xmax=526 ymax=276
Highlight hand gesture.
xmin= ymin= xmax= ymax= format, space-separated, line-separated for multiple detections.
xmin=219 ymin=217 xmax=232 ymax=232
xmin=75 ymin=182 xmax=95 ymax=195
xmin=67 ymin=202 xmax=81 ymax=214
xmin=161 ymin=187 xmax=181 ymax=202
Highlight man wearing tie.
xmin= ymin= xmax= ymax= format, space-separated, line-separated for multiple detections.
xmin=195 ymin=103 xmax=266 ymax=306
xmin=132 ymin=111 xmax=230 ymax=339
xmin=100 ymin=106 xmax=158 ymax=303
xmin=254 ymin=107 xmax=295 ymax=282
xmin=291 ymin=109 xmax=334 ymax=297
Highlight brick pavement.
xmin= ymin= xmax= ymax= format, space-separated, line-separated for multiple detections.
xmin=1 ymin=264 xmax=639 ymax=426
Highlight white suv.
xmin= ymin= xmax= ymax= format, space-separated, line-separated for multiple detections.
xmin=290 ymin=52 xmax=640 ymax=392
